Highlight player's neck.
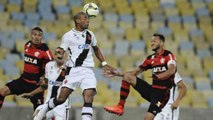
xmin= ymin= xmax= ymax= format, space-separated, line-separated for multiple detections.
xmin=75 ymin=27 xmax=84 ymax=32
xmin=156 ymin=48 xmax=164 ymax=55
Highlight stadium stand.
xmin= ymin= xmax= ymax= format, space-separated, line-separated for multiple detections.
xmin=0 ymin=0 xmax=212 ymax=110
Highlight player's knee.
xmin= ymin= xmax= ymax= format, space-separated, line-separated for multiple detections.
xmin=83 ymin=89 xmax=96 ymax=103
xmin=56 ymin=96 xmax=66 ymax=104
xmin=0 ymin=86 xmax=10 ymax=96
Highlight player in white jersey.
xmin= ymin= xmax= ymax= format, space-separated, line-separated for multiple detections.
xmin=35 ymin=12 xmax=112 ymax=120
xmin=154 ymin=72 xmax=187 ymax=120
xmin=21 ymin=47 xmax=70 ymax=120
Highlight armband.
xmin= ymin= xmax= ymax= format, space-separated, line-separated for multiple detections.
xmin=101 ymin=61 xmax=107 ymax=66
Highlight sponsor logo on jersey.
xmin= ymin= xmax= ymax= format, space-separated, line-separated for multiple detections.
xmin=24 ymin=56 xmax=37 ymax=64
xmin=78 ymin=44 xmax=91 ymax=49
xmin=153 ymin=66 xmax=167 ymax=73
xmin=49 ymin=80 xmax=62 ymax=86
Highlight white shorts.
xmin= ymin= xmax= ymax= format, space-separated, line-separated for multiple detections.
xmin=154 ymin=104 xmax=179 ymax=120
xmin=62 ymin=67 xmax=97 ymax=92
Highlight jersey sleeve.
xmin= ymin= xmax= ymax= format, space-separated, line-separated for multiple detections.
xmin=90 ymin=31 xmax=97 ymax=46
xmin=174 ymin=72 xmax=182 ymax=84
xmin=138 ymin=57 xmax=151 ymax=71
xmin=167 ymin=53 xmax=176 ymax=66
xmin=44 ymin=63 xmax=49 ymax=79
xmin=60 ymin=34 xmax=70 ymax=51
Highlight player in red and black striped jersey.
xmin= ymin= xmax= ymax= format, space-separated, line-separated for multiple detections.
xmin=104 ymin=34 xmax=177 ymax=120
xmin=0 ymin=27 xmax=53 ymax=110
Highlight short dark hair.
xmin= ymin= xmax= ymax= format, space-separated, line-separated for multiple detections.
xmin=31 ymin=26 xmax=43 ymax=34
xmin=153 ymin=33 xmax=165 ymax=42
xmin=74 ymin=12 xmax=87 ymax=24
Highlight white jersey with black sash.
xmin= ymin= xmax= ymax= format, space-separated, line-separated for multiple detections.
xmin=44 ymin=61 xmax=69 ymax=107
xmin=60 ymin=28 xmax=97 ymax=68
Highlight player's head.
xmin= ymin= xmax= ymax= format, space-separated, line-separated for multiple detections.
xmin=151 ymin=33 xmax=165 ymax=51
xmin=74 ymin=12 xmax=89 ymax=31
xmin=54 ymin=47 xmax=66 ymax=64
xmin=30 ymin=26 xmax=43 ymax=45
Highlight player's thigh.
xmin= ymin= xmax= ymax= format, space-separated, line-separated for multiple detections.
xmin=62 ymin=67 xmax=84 ymax=90
xmin=5 ymin=77 xmax=25 ymax=95
xmin=81 ymin=68 xmax=97 ymax=92
xmin=133 ymin=77 xmax=152 ymax=101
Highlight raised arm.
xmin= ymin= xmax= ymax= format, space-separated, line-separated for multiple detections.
xmin=171 ymin=80 xmax=187 ymax=109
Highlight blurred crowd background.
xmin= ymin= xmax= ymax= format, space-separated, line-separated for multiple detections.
xmin=0 ymin=0 xmax=213 ymax=110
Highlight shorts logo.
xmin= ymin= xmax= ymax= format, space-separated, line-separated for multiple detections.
xmin=156 ymin=101 xmax=162 ymax=107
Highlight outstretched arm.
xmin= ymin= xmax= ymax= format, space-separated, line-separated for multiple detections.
xmin=21 ymin=78 xmax=48 ymax=99
xmin=171 ymin=80 xmax=187 ymax=109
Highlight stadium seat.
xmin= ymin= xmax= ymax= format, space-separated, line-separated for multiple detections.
xmin=114 ymin=40 xmax=129 ymax=57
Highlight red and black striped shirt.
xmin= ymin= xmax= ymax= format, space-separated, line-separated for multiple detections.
xmin=22 ymin=41 xmax=53 ymax=84
xmin=139 ymin=50 xmax=176 ymax=89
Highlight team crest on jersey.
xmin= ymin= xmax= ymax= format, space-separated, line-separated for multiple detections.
xmin=64 ymin=79 xmax=68 ymax=84
xmin=160 ymin=58 xmax=165 ymax=64
xmin=34 ymin=52 xmax=40 ymax=57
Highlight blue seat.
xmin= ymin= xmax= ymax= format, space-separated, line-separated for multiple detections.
xmin=4 ymin=65 xmax=20 ymax=77
xmin=179 ymin=41 xmax=194 ymax=51
xmin=104 ymin=13 xmax=119 ymax=22
xmin=189 ymin=29 xmax=203 ymax=36
xmin=41 ymin=13 xmax=56 ymax=22
xmin=160 ymin=2 xmax=175 ymax=8
xmin=0 ymin=38 xmax=15 ymax=49
xmin=43 ymin=32 xmax=57 ymax=41
xmin=182 ymin=15 xmax=196 ymax=23
xmin=196 ymin=8 xmax=210 ymax=17
xmin=167 ymin=15 xmax=181 ymax=23
xmin=157 ymin=27 xmax=172 ymax=36
xmin=55 ymin=5 xmax=70 ymax=14
xmin=8 ymin=0 xmax=22 ymax=5
xmin=10 ymin=31 xmax=25 ymax=41
xmin=151 ymin=14 xmax=166 ymax=22
xmin=208 ymin=97 xmax=213 ymax=107
xmin=5 ymin=54 xmax=21 ymax=65
xmin=208 ymin=70 xmax=213 ymax=81
xmin=130 ymin=40 xmax=146 ymax=51
xmin=114 ymin=40 xmax=129 ymax=56
xmin=197 ymin=49 xmax=211 ymax=59
xmin=24 ymin=19 xmax=39 ymax=29
xmin=195 ymin=81 xmax=212 ymax=91
xmin=0 ymin=4 xmax=4 ymax=12
xmin=25 ymin=12 xmax=40 ymax=21
xmin=68 ymin=0 xmax=82 ymax=7
xmin=120 ymin=14 xmax=134 ymax=23
xmin=11 ymin=12 xmax=25 ymax=23
xmin=109 ymin=80 xmax=122 ymax=91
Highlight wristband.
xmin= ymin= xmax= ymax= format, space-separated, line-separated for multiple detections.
xmin=101 ymin=61 xmax=107 ymax=66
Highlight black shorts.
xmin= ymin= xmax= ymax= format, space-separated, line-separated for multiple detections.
xmin=133 ymin=77 xmax=170 ymax=116
xmin=6 ymin=76 xmax=44 ymax=110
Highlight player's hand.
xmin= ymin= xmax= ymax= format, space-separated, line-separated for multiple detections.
xmin=20 ymin=93 xmax=33 ymax=99
xmin=171 ymin=101 xmax=179 ymax=109
xmin=103 ymin=66 xmax=121 ymax=78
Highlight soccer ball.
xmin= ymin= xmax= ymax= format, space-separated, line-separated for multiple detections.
xmin=83 ymin=3 xmax=99 ymax=18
